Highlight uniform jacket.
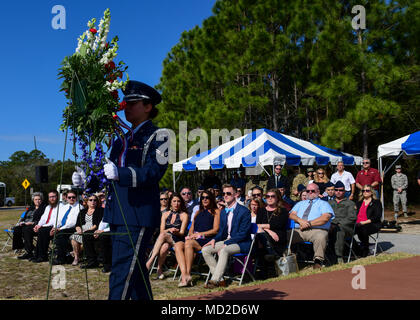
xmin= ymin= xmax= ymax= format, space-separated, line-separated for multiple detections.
xmin=328 ymin=198 xmax=357 ymax=227
xmin=391 ymin=173 xmax=408 ymax=191
xmin=213 ymin=203 xmax=252 ymax=253
xmin=104 ymin=121 xmax=168 ymax=228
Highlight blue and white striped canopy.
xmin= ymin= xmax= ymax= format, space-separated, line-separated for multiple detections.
xmin=173 ymin=128 xmax=362 ymax=172
xmin=378 ymin=131 xmax=420 ymax=158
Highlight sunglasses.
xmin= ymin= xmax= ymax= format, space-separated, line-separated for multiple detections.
xmin=201 ymin=196 xmax=211 ymax=200
xmin=182 ymin=192 xmax=192 ymax=195
xmin=88 ymin=199 xmax=97 ymax=202
xmin=335 ymin=189 xmax=345 ymax=192
xmin=362 ymin=189 xmax=372 ymax=193
xmin=265 ymin=195 xmax=276 ymax=199
xmin=222 ymin=192 xmax=233 ymax=196
xmin=252 ymin=193 xmax=262 ymax=197
xmin=306 ymin=189 xmax=317 ymax=193
xmin=160 ymin=198 xmax=168 ymax=201
xmin=67 ymin=196 xmax=76 ymax=199
xmin=363 ymin=161 xmax=370 ymax=164
xmin=317 ymin=172 xmax=324 ymax=175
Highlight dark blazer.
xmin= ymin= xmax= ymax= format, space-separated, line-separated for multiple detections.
xmin=356 ymin=199 xmax=382 ymax=228
xmin=104 ymin=120 xmax=168 ymax=228
xmin=76 ymin=207 xmax=103 ymax=229
xmin=213 ymin=203 xmax=252 ymax=253
xmin=267 ymin=174 xmax=289 ymax=193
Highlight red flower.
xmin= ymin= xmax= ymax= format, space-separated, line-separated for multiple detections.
xmin=113 ymin=114 xmax=118 ymax=119
xmin=105 ymin=61 xmax=116 ymax=70
xmin=110 ymin=90 xmax=119 ymax=100
xmin=90 ymin=28 xmax=97 ymax=34
xmin=118 ymin=101 xmax=127 ymax=111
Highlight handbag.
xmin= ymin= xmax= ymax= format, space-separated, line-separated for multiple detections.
xmin=274 ymin=228 xmax=299 ymax=276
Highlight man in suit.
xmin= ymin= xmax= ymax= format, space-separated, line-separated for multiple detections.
xmin=202 ymin=184 xmax=252 ymax=288
xmin=72 ymin=80 xmax=168 ymax=300
xmin=267 ymin=162 xmax=289 ymax=194
xmin=321 ymin=182 xmax=335 ymax=201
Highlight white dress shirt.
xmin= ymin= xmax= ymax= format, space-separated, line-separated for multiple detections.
xmin=226 ymin=201 xmax=238 ymax=240
xmin=330 ymin=170 xmax=356 ymax=191
xmin=37 ymin=203 xmax=67 ymax=228
xmin=57 ymin=203 xmax=81 ymax=229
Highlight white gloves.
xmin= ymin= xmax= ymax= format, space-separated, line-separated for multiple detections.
xmin=72 ymin=166 xmax=86 ymax=187
xmin=104 ymin=157 xmax=119 ymax=181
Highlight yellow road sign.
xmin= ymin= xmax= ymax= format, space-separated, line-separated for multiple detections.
xmin=22 ymin=179 xmax=30 ymax=190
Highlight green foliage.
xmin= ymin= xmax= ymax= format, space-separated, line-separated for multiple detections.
xmin=156 ymin=0 xmax=420 ymax=160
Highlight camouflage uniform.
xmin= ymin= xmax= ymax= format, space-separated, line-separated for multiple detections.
xmin=290 ymin=173 xmax=308 ymax=201
xmin=391 ymin=173 xmax=408 ymax=215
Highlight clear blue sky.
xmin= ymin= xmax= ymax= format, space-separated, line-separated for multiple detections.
xmin=0 ymin=0 xmax=215 ymax=162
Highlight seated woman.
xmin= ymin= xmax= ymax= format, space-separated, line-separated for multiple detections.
xmin=355 ymin=184 xmax=382 ymax=257
xmin=70 ymin=194 xmax=103 ymax=267
xmin=146 ymin=193 xmax=189 ymax=279
xmin=248 ymin=198 xmax=265 ymax=224
xmin=14 ymin=192 xmax=46 ymax=260
xmin=255 ymin=189 xmax=289 ymax=279
xmin=177 ymin=190 xmax=220 ymax=287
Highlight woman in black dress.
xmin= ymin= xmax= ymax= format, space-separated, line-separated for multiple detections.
xmin=146 ymin=193 xmax=189 ymax=279
xmin=178 ymin=190 xmax=220 ymax=287
xmin=255 ymin=188 xmax=289 ymax=278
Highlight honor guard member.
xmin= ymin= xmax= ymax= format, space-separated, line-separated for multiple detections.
xmin=391 ymin=165 xmax=409 ymax=219
xmin=72 ymin=80 xmax=168 ymax=300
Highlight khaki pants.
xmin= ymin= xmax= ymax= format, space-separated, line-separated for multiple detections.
xmin=202 ymin=241 xmax=241 ymax=282
xmin=287 ymin=228 xmax=329 ymax=261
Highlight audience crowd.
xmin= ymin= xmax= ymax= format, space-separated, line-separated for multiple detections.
xmin=12 ymin=158 xmax=412 ymax=288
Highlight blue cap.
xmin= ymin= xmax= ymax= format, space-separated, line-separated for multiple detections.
xmin=325 ymin=181 xmax=334 ymax=188
xmin=198 ymin=185 xmax=205 ymax=191
xmin=123 ymin=80 xmax=162 ymax=106
xmin=334 ymin=181 xmax=345 ymax=189
xmin=297 ymin=184 xmax=306 ymax=192
xmin=213 ymin=185 xmax=220 ymax=190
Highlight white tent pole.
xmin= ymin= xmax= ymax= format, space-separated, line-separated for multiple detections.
xmin=172 ymin=169 xmax=176 ymax=192
xmin=378 ymin=155 xmax=384 ymax=221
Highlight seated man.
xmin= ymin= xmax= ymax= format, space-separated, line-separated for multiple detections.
xmin=321 ymin=182 xmax=335 ymax=201
xmin=202 ymin=184 xmax=251 ymax=288
xmin=328 ymin=182 xmax=357 ymax=263
xmin=92 ymin=219 xmax=113 ymax=273
xmin=288 ymin=183 xmax=335 ymax=269
xmin=50 ymin=190 xmax=81 ymax=265
xmin=32 ymin=190 xmax=66 ymax=263
xmin=277 ymin=181 xmax=295 ymax=211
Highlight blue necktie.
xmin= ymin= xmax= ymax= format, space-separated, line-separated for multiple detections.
xmin=61 ymin=207 xmax=72 ymax=226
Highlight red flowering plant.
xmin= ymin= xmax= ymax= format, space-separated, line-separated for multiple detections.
xmin=58 ymin=8 xmax=129 ymax=192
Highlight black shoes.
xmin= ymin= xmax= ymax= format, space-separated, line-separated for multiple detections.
xmin=313 ymin=259 xmax=323 ymax=269
xmin=52 ymin=259 xmax=67 ymax=265
xmin=80 ymin=262 xmax=99 ymax=269
xmin=18 ymin=253 xmax=33 ymax=260
xmin=32 ymin=257 xmax=48 ymax=263
xmin=102 ymin=266 xmax=111 ymax=273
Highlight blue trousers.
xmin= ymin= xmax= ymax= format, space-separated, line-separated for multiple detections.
xmin=108 ymin=225 xmax=154 ymax=300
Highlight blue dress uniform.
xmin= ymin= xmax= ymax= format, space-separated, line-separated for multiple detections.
xmin=104 ymin=81 xmax=168 ymax=300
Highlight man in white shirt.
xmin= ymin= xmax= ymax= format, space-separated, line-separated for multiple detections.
xmin=202 ymin=184 xmax=251 ymax=288
xmin=93 ymin=220 xmax=112 ymax=273
xmin=32 ymin=190 xmax=66 ymax=263
xmin=330 ymin=161 xmax=356 ymax=200
xmin=51 ymin=190 xmax=81 ymax=265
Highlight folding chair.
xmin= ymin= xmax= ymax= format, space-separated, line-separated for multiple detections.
xmin=216 ymin=222 xmax=259 ymax=286
xmin=347 ymin=228 xmax=383 ymax=263
xmin=2 ymin=210 xmax=27 ymax=252
xmin=287 ymin=220 xmax=332 ymax=266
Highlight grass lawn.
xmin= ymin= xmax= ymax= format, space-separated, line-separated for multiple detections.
xmin=0 ymin=209 xmax=417 ymax=300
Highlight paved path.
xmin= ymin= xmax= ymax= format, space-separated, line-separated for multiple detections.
xmin=378 ymin=233 xmax=420 ymax=255
xmin=181 ymin=256 xmax=420 ymax=300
